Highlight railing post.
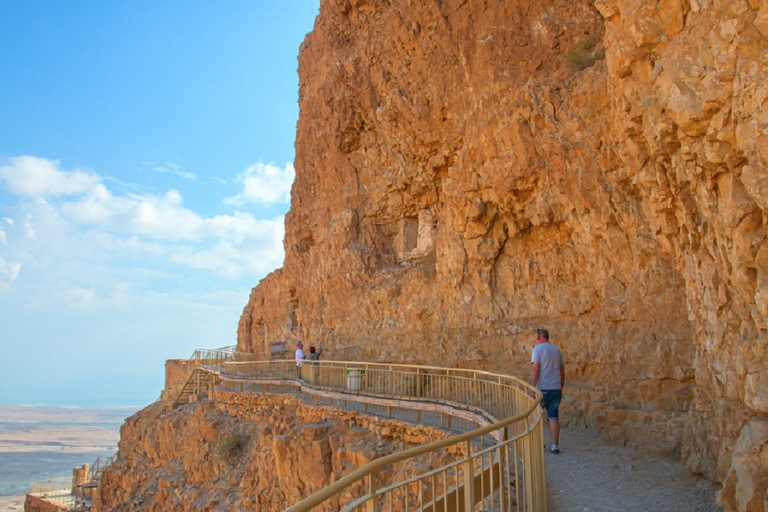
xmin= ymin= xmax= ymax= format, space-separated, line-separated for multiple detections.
xmin=534 ymin=416 xmax=547 ymax=512
xmin=417 ymin=369 xmax=423 ymax=397
xmin=497 ymin=444 xmax=508 ymax=511
xmin=367 ymin=471 xmax=379 ymax=512
xmin=463 ymin=440 xmax=474 ymax=510
xmin=523 ymin=417 xmax=535 ymax=512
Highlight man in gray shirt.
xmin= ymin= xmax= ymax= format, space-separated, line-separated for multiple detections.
xmin=530 ymin=329 xmax=565 ymax=453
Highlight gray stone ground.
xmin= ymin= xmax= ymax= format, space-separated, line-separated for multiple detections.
xmin=545 ymin=427 xmax=723 ymax=512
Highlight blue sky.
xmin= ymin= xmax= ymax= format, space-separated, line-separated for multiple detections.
xmin=0 ymin=1 xmax=320 ymax=407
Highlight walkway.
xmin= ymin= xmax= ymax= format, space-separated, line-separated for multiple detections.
xmin=200 ymin=353 xmax=548 ymax=511
xmin=545 ymin=427 xmax=722 ymax=512
xmin=282 ymin=381 xmax=723 ymax=511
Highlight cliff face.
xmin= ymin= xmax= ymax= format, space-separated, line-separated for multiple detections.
xmin=94 ymin=392 xmax=451 ymax=511
xmin=238 ymin=0 xmax=768 ymax=508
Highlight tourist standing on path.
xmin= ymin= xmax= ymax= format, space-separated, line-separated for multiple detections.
xmin=307 ymin=345 xmax=323 ymax=361
xmin=295 ymin=341 xmax=306 ymax=377
xmin=306 ymin=345 xmax=323 ymax=385
xmin=530 ymin=328 xmax=565 ymax=454
xmin=295 ymin=341 xmax=306 ymax=365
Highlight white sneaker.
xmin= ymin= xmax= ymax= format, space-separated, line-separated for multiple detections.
xmin=550 ymin=444 xmax=560 ymax=454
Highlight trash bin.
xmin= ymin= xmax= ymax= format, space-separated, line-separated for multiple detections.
xmin=346 ymin=368 xmax=364 ymax=391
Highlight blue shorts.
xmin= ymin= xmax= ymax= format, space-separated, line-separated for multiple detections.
xmin=540 ymin=390 xmax=562 ymax=420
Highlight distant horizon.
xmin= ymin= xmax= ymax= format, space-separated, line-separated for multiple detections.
xmin=0 ymin=373 xmax=161 ymax=409
xmin=0 ymin=403 xmax=142 ymax=410
xmin=0 ymin=404 xmax=127 ymax=500
xmin=0 ymin=402 xmax=147 ymax=410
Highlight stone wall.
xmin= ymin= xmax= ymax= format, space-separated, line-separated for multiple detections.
xmin=164 ymin=359 xmax=189 ymax=391
xmin=24 ymin=495 xmax=71 ymax=512
xmin=237 ymin=0 xmax=768 ymax=508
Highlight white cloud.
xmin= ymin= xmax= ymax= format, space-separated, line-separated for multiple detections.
xmin=60 ymin=190 xmax=286 ymax=275
xmin=60 ymin=286 xmax=95 ymax=309
xmin=142 ymin=161 xmax=197 ymax=181
xmin=224 ymin=162 xmax=294 ymax=205
xmin=0 ymin=156 xmax=100 ymax=197
xmin=0 ymin=258 xmax=22 ymax=285
xmin=169 ymin=215 xmax=285 ymax=278
xmin=62 ymin=186 xmax=205 ymax=240
xmin=22 ymin=215 xmax=37 ymax=240
xmin=107 ymin=282 xmax=133 ymax=307
xmin=0 ymin=217 xmax=12 ymax=244
xmin=0 ymin=156 xmax=288 ymax=311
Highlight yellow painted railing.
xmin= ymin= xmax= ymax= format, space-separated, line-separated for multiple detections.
xmin=159 ymin=346 xmax=254 ymax=408
xmin=198 ymin=351 xmax=548 ymax=512
xmin=29 ymin=454 xmax=117 ymax=509
xmin=30 ymin=477 xmax=77 ymax=509
xmin=85 ymin=455 xmax=115 ymax=486
xmin=161 ymin=348 xmax=547 ymax=511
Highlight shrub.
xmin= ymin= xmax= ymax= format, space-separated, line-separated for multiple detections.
xmin=565 ymin=34 xmax=605 ymax=72
xmin=218 ymin=432 xmax=249 ymax=460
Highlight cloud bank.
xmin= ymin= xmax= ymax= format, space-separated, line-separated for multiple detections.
xmin=0 ymin=156 xmax=291 ymax=309
xmin=225 ymin=162 xmax=295 ymax=205
xmin=0 ymin=156 xmax=101 ymax=197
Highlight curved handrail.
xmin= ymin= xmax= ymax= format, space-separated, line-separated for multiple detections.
xmin=167 ymin=347 xmax=547 ymax=511
xmin=219 ymin=356 xmax=547 ymax=511
xmin=284 ymin=394 xmax=542 ymax=511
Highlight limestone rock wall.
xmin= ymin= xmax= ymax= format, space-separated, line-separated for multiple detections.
xmin=596 ymin=0 xmax=768 ymax=507
xmin=237 ymin=0 xmax=768 ymax=507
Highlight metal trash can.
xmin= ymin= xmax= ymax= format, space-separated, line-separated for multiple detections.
xmin=346 ymin=368 xmax=364 ymax=391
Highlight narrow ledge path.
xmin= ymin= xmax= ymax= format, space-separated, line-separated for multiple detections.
xmin=545 ymin=427 xmax=723 ymax=512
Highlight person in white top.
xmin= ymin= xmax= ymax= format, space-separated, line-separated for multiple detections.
xmin=295 ymin=341 xmax=306 ymax=367
xmin=530 ymin=329 xmax=565 ymax=454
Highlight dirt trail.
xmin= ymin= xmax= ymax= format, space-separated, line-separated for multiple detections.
xmin=545 ymin=427 xmax=723 ymax=512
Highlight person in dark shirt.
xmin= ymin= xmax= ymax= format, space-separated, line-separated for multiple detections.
xmin=307 ymin=345 xmax=323 ymax=361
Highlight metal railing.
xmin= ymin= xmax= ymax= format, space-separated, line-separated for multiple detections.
xmin=30 ymin=477 xmax=77 ymax=509
xmin=212 ymin=356 xmax=547 ymax=512
xmin=29 ymin=452 xmax=116 ymax=510
xmin=85 ymin=455 xmax=115 ymax=486
xmin=157 ymin=346 xmax=254 ymax=413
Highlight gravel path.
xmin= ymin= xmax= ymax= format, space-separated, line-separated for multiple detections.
xmin=545 ymin=427 xmax=723 ymax=512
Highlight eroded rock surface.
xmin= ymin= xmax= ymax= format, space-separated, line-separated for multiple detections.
xmin=94 ymin=392 xmax=451 ymax=511
xmin=237 ymin=0 xmax=768 ymax=508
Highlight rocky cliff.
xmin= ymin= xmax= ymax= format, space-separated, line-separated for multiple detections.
xmin=237 ymin=0 xmax=768 ymax=509
xmin=93 ymin=392 xmax=451 ymax=511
